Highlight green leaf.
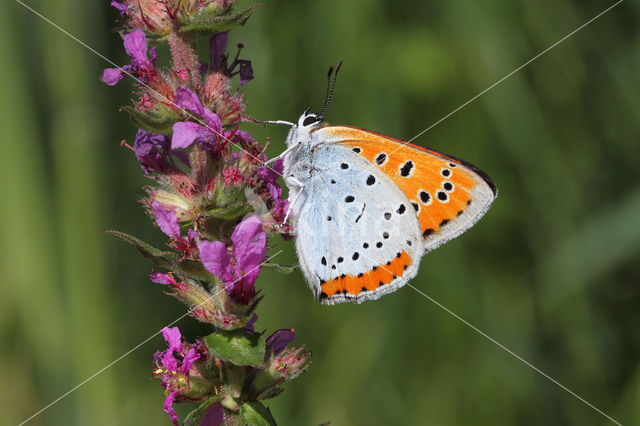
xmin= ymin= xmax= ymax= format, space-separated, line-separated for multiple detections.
xmin=108 ymin=230 xmax=214 ymax=281
xmin=240 ymin=402 xmax=277 ymax=426
xmin=122 ymin=104 xmax=179 ymax=135
xmin=178 ymin=259 xmax=212 ymax=280
xmin=106 ymin=230 xmax=175 ymax=268
xmin=179 ymin=4 xmax=262 ymax=38
xmin=183 ymin=395 xmax=222 ymax=426
xmin=205 ymin=329 xmax=265 ymax=367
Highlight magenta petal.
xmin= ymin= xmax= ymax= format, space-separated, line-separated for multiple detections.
xmin=150 ymin=271 xmax=176 ymax=285
xmin=201 ymin=404 xmax=224 ymax=426
xmin=160 ymin=327 xmax=181 ymax=372
xmin=163 ymin=391 xmax=180 ymax=426
xmin=123 ymin=29 xmax=150 ymax=68
xmin=202 ymin=110 xmax=223 ymax=135
xmin=100 ymin=68 xmax=123 ymax=86
xmin=161 ymin=350 xmax=178 ymax=373
xmin=152 ymin=202 xmax=180 ymax=238
xmin=110 ymin=1 xmax=127 ymax=15
xmin=231 ymin=130 xmax=254 ymax=146
xmin=174 ymin=85 xmax=205 ymax=115
xmin=266 ymin=329 xmax=296 ymax=355
xmin=231 ymin=216 xmax=266 ymax=284
xmin=197 ymin=240 xmax=234 ymax=283
xmin=267 ymin=182 xmax=283 ymax=203
xmin=261 ymin=158 xmax=283 ymax=185
xmin=181 ymin=347 xmax=200 ymax=374
xmin=162 ymin=327 xmax=183 ymax=353
xmin=171 ymin=121 xmax=212 ymax=149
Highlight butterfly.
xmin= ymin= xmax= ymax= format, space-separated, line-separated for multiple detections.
xmin=271 ymin=67 xmax=497 ymax=305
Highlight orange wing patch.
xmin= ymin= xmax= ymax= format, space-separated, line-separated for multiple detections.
xmin=321 ymin=126 xmax=494 ymax=239
xmin=320 ymin=250 xmax=412 ymax=299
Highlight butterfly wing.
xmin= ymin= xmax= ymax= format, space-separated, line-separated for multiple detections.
xmin=315 ymin=126 xmax=497 ymax=252
xmin=291 ymin=145 xmax=425 ymax=305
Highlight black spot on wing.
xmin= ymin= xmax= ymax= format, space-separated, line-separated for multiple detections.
xmin=428 ymin=149 xmax=497 ymax=195
xmin=400 ymin=161 xmax=414 ymax=177
xmin=375 ymin=153 xmax=387 ymax=166
xmin=423 ymin=228 xmax=435 ymax=237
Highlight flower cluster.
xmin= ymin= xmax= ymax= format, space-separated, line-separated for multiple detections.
xmin=103 ymin=1 xmax=307 ymax=424
xmin=153 ymin=325 xmax=310 ymax=425
xmin=153 ymin=327 xmax=211 ymax=425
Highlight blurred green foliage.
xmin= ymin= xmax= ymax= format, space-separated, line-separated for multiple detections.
xmin=2 ymin=0 xmax=639 ymax=425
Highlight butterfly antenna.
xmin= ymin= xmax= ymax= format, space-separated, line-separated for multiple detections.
xmin=320 ymin=59 xmax=343 ymax=117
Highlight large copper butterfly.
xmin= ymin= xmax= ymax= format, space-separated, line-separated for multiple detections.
xmin=273 ymin=67 xmax=497 ymax=305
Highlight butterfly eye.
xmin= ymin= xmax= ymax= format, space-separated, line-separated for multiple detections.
xmin=302 ymin=115 xmax=320 ymax=127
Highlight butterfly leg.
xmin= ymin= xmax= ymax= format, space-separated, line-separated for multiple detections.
xmin=263 ymin=120 xmax=295 ymax=126
xmin=264 ymin=143 xmax=299 ymax=166
xmin=280 ymin=176 xmax=305 ymax=226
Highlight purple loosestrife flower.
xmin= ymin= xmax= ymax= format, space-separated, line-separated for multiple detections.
xmin=152 ymin=202 xmax=199 ymax=258
xmin=100 ymin=29 xmax=157 ymax=86
xmin=266 ymin=329 xmax=296 ymax=355
xmin=258 ymin=158 xmax=284 ymax=186
xmin=254 ymin=158 xmax=292 ymax=237
xmin=149 ymin=271 xmax=179 ymax=286
xmin=106 ymin=2 xmax=310 ymax=422
xmin=133 ymin=129 xmax=189 ymax=174
xmin=197 ymin=216 xmax=266 ymax=304
xmin=153 ymin=201 xmax=180 ymax=238
xmin=172 ymin=85 xmax=224 ymax=151
xmin=237 ymin=60 xmax=254 ymax=85
xmin=268 ymin=183 xmax=290 ymax=224
xmin=153 ymin=327 xmax=209 ymax=426
xmin=208 ymin=31 xmax=254 ymax=86
xmin=209 ymin=32 xmax=229 ymax=71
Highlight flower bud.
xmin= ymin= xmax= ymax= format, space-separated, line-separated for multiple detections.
xmin=251 ymin=346 xmax=312 ymax=400
xmin=116 ymin=0 xmax=171 ymax=36
xmin=144 ymin=186 xmax=198 ymax=223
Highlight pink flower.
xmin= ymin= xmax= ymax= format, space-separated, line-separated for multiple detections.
xmin=207 ymin=32 xmax=254 ymax=86
xmin=171 ymin=85 xmax=223 ymax=151
xmin=266 ymin=329 xmax=296 ymax=355
xmin=197 ymin=216 xmax=266 ymax=304
xmin=100 ymin=30 xmax=157 ymax=86
xmin=152 ymin=202 xmax=199 ymax=258
xmin=153 ymin=327 xmax=204 ymax=426
xmin=133 ymin=129 xmax=189 ymax=175
xmin=149 ymin=271 xmax=178 ymax=286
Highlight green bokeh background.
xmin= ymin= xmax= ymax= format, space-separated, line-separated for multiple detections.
xmin=1 ymin=0 xmax=639 ymax=425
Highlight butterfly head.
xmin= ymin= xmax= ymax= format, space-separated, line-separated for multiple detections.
xmin=298 ymin=108 xmax=324 ymax=128
xmin=285 ymin=109 xmax=324 ymax=147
